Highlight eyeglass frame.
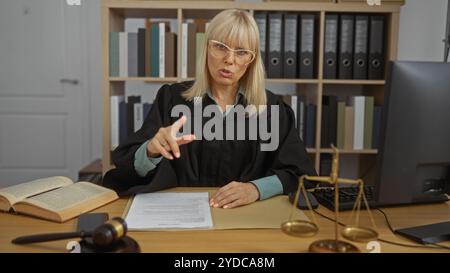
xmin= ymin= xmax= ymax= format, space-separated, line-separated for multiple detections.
xmin=208 ymin=39 xmax=256 ymax=65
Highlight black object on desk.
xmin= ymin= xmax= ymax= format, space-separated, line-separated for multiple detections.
xmin=77 ymin=213 xmax=109 ymax=245
xmin=395 ymin=221 xmax=450 ymax=244
xmin=12 ymin=217 xmax=140 ymax=253
xmin=312 ymin=185 xmax=377 ymax=211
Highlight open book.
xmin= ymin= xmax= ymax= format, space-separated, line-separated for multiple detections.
xmin=0 ymin=176 xmax=118 ymax=223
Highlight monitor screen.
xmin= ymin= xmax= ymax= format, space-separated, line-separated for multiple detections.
xmin=375 ymin=61 xmax=450 ymax=206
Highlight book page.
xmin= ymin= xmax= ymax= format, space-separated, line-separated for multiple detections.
xmin=0 ymin=176 xmax=73 ymax=206
xmin=20 ymin=182 xmax=113 ymax=212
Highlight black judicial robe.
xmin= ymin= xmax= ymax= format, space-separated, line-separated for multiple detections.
xmin=103 ymin=81 xmax=317 ymax=196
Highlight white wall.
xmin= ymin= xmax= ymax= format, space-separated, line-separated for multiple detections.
xmin=84 ymin=0 xmax=102 ymax=164
xmin=398 ymin=0 xmax=448 ymax=61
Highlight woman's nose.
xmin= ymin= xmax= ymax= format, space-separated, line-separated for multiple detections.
xmin=224 ymin=51 xmax=235 ymax=64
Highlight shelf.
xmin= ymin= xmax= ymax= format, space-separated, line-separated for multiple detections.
xmin=266 ymin=79 xmax=319 ymax=84
xmin=105 ymin=1 xmax=402 ymax=13
xmin=102 ymin=0 xmax=401 ymax=174
xmin=322 ymin=80 xmax=385 ymax=85
xmin=109 ymin=77 xmax=180 ymax=83
xmin=112 ymin=8 xmax=178 ymax=19
xmin=109 ymin=78 xmax=385 ymax=85
xmin=319 ymin=148 xmax=378 ymax=154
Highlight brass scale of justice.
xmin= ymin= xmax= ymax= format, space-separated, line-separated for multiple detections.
xmin=281 ymin=145 xmax=379 ymax=253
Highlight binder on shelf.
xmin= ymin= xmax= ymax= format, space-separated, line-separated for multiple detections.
xmin=372 ymin=106 xmax=382 ymax=149
xmin=134 ymin=103 xmax=144 ymax=132
xmin=353 ymin=15 xmax=369 ymax=80
xmin=144 ymin=22 xmax=152 ymax=77
xmin=297 ymin=96 xmax=306 ymax=141
xmin=291 ymin=96 xmax=298 ymax=132
xmin=336 ymin=101 xmax=346 ymax=149
xmin=321 ymin=95 xmax=337 ymax=148
xmin=194 ymin=18 xmax=208 ymax=33
xmin=128 ymin=32 xmax=138 ymax=77
xmin=338 ymin=14 xmax=354 ymax=79
xmin=110 ymin=95 xmax=124 ymax=149
xmin=150 ymin=23 xmax=159 ymax=77
xmin=299 ymin=14 xmax=316 ymax=79
xmin=254 ymin=12 xmax=268 ymax=70
xmin=127 ymin=96 xmax=141 ymax=136
xmin=159 ymin=23 xmax=166 ymax=78
xmin=368 ymin=15 xmax=386 ymax=80
xmin=323 ymin=14 xmax=338 ymax=79
xmin=305 ymin=104 xmax=316 ymax=148
xmin=267 ymin=13 xmax=283 ymax=78
xmin=181 ymin=23 xmax=197 ymax=78
xmin=363 ymin=96 xmax=374 ymax=149
xmin=350 ymin=96 xmax=365 ymax=150
xmin=344 ymin=106 xmax=355 ymax=150
xmin=283 ymin=13 xmax=298 ymax=79
xmin=119 ymin=32 xmax=128 ymax=77
xmin=109 ymin=32 xmax=119 ymax=77
xmin=137 ymin=28 xmax=146 ymax=77
xmin=119 ymin=100 xmax=127 ymax=145
xmin=321 ymin=103 xmax=329 ymax=148
xmin=196 ymin=32 xmax=205 ymax=68
xmin=165 ymin=32 xmax=177 ymax=77
xmin=181 ymin=23 xmax=188 ymax=78
xmin=143 ymin=103 xmax=153 ymax=120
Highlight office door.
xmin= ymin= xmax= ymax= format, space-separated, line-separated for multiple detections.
xmin=0 ymin=0 xmax=88 ymax=186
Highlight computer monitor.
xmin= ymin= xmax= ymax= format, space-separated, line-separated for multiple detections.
xmin=375 ymin=61 xmax=450 ymax=206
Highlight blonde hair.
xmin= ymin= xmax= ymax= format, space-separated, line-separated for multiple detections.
xmin=182 ymin=9 xmax=267 ymax=108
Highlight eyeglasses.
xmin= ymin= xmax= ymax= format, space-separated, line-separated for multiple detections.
xmin=208 ymin=40 xmax=256 ymax=66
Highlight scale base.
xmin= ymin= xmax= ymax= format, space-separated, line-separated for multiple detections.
xmin=309 ymin=239 xmax=360 ymax=253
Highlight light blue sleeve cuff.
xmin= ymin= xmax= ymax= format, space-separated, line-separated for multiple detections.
xmin=134 ymin=140 xmax=163 ymax=177
xmin=251 ymin=175 xmax=284 ymax=200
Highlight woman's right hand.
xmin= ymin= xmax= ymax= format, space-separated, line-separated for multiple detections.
xmin=146 ymin=116 xmax=196 ymax=160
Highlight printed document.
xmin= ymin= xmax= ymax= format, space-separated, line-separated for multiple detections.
xmin=125 ymin=192 xmax=213 ymax=230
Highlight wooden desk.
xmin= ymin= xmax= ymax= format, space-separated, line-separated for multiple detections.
xmin=1 ymin=188 xmax=450 ymax=253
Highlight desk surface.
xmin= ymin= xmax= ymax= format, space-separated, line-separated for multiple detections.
xmin=1 ymin=187 xmax=450 ymax=253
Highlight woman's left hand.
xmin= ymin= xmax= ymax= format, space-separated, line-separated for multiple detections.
xmin=210 ymin=181 xmax=260 ymax=209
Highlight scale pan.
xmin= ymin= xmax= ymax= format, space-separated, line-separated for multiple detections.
xmin=341 ymin=226 xmax=378 ymax=242
xmin=281 ymin=220 xmax=318 ymax=237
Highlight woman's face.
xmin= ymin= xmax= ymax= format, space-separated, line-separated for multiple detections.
xmin=207 ymin=40 xmax=253 ymax=88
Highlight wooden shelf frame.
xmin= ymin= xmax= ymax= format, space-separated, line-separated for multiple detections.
xmin=101 ymin=0 xmax=401 ymax=174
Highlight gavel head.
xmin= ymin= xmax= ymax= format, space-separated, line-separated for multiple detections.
xmin=91 ymin=217 xmax=127 ymax=247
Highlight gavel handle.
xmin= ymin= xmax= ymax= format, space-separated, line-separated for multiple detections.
xmin=12 ymin=231 xmax=91 ymax=244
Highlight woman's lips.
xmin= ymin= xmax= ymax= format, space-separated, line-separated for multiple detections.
xmin=219 ymin=69 xmax=233 ymax=78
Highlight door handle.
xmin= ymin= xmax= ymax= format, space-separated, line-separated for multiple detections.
xmin=60 ymin=78 xmax=79 ymax=85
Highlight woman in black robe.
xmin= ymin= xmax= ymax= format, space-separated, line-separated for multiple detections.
xmin=103 ymin=9 xmax=317 ymax=208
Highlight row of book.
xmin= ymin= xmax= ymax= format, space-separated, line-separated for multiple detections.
xmin=321 ymin=95 xmax=382 ymax=150
xmin=280 ymin=95 xmax=317 ymax=148
xmin=110 ymin=95 xmax=153 ymax=149
xmin=281 ymin=95 xmax=382 ymax=150
xmin=109 ymin=22 xmax=177 ymax=78
xmin=110 ymin=94 xmax=380 ymax=150
xmin=109 ymin=19 xmax=209 ymax=78
xmin=110 ymin=12 xmax=386 ymax=80
xmin=255 ymin=12 xmax=387 ymax=80
xmin=255 ymin=12 xmax=318 ymax=79
xmin=323 ymin=14 xmax=386 ymax=80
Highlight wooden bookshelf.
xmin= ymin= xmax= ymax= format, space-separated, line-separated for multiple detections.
xmin=101 ymin=0 xmax=402 ymax=175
